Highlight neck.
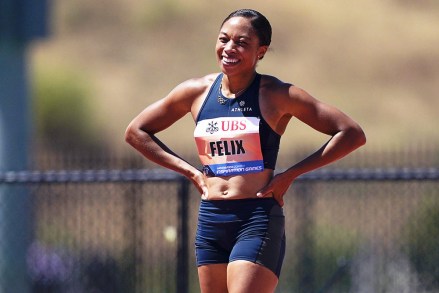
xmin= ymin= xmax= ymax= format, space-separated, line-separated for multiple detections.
xmin=221 ymin=72 xmax=257 ymax=96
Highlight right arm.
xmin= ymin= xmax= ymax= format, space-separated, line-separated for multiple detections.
xmin=124 ymin=77 xmax=210 ymax=197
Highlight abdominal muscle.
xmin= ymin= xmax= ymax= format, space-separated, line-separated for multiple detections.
xmin=203 ymin=169 xmax=274 ymax=200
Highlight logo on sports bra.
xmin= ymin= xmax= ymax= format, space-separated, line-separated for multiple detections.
xmin=227 ymin=100 xmax=253 ymax=112
xmin=205 ymin=119 xmax=248 ymax=133
xmin=231 ymin=107 xmax=253 ymax=112
xmin=206 ymin=121 xmax=219 ymax=134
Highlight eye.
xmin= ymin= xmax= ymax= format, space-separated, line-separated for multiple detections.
xmin=219 ymin=37 xmax=228 ymax=43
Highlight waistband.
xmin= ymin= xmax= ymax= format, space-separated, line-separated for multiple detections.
xmin=199 ymin=197 xmax=282 ymax=217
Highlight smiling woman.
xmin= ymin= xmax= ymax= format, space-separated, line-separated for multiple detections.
xmin=216 ymin=13 xmax=268 ymax=89
xmin=125 ymin=8 xmax=365 ymax=293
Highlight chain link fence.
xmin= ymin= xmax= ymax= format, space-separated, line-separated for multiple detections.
xmin=1 ymin=146 xmax=439 ymax=293
xmin=1 ymin=167 xmax=438 ymax=293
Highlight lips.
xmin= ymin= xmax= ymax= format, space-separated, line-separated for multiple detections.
xmin=222 ymin=56 xmax=240 ymax=65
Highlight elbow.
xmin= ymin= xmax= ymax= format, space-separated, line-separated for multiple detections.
xmin=350 ymin=124 xmax=366 ymax=148
xmin=359 ymin=130 xmax=367 ymax=147
xmin=125 ymin=122 xmax=154 ymax=148
xmin=124 ymin=123 xmax=138 ymax=147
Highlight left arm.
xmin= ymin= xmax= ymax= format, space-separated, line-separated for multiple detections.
xmin=257 ymin=85 xmax=366 ymax=206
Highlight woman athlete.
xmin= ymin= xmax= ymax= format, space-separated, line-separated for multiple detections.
xmin=125 ymin=9 xmax=366 ymax=293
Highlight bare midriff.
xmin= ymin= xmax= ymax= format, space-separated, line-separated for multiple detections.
xmin=203 ymin=169 xmax=274 ymax=200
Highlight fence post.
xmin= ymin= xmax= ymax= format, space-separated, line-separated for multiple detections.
xmin=295 ymin=182 xmax=315 ymax=293
xmin=123 ymin=182 xmax=142 ymax=292
xmin=0 ymin=2 xmax=48 ymax=291
xmin=0 ymin=42 xmax=32 ymax=293
xmin=177 ymin=178 xmax=189 ymax=293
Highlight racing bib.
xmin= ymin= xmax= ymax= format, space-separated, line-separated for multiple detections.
xmin=194 ymin=116 xmax=264 ymax=176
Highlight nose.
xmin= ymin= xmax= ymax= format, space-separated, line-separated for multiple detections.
xmin=223 ymin=40 xmax=236 ymax=53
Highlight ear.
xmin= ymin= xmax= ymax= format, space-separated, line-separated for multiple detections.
xmin=257 ymin=46 xmax=268 ymax=60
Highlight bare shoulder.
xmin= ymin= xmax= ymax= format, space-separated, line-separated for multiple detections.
xmin=184 ymin=73 xmax=218 ymax=89
xmin=127 ymin=73 xmax=219 ymax=133
xmin=171 ymin=73 xmax=219 ymax=100
xmin=260 ymin=74 xmax=290 ymax=92
xmin=259 ymin=74 xmax=297 ymax=113
xmin=260 ymin=74 xmax=307 ymax=99
xmin=163 ymin=73 xmax=219 ymax=120
xmin=259 ymin=74 xmax=317 ymax=114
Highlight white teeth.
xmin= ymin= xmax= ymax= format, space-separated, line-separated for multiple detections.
xmin=223 ymin=57 xmax=239 ymax=64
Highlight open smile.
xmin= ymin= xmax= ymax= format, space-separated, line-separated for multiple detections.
xmin=222 ymin=56 xmax=240 ymax=66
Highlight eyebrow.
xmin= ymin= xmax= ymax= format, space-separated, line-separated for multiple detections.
xmin=219 ymin=32 xmax=251 ymax=40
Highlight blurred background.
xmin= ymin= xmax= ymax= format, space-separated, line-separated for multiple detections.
xmin=1 ymin=0 xmax=439 ymax=292
xmin=31 ymin=0 xmax=439 ymax=158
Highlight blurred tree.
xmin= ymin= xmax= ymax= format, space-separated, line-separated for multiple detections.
xmin=32 ymin=67 xmax=99 ymax=150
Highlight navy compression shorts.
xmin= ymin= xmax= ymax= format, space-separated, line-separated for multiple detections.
xmin=195 ymin=198 xmax=286 ymax=278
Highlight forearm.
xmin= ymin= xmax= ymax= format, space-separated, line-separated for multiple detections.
xmin=125 ymin=127 xmax=199 ymax=179
xmin=284 ymin=126 xmax=366 ymax=181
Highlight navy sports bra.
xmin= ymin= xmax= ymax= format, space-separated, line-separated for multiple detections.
xmin=194 ymin=73 xmax=281 ymax=177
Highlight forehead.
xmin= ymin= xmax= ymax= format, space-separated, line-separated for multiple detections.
xmin=219 ymin=17 xmax=257 ymax=39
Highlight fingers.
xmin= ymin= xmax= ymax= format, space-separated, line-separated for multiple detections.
xmin=190 ymin=170 xmax=209 ymax=199
xmin=256 ymin=191 xmax=272 ymax=198
xmin=256 ymin=191 xmax=265 ymax=198
xmin=275 ymin=195 xmax=284 ymax=207
xmin=256 ymin=186 xmax=272 ymax=198
xmin=257 ymin=191 xmax=284 ymax=206
xmin=257 ymin=185 xmax=285 ymax=207
xmin=201 ymin=187 xmax=209 ymax=200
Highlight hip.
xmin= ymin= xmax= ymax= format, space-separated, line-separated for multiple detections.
xmin=197 ymin=197 xmax=284 ymax=224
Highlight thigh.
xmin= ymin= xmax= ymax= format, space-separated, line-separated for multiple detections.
xmin=227 ymin=260 xmax=278 ymax=293
xmin=198 ymin=264 xmax=228 ymax=293
xmin=229 ymin=203 xmax=286 ymax=278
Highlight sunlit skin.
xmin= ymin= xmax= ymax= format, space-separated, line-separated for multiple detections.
xmin=215 ymin=17 xmax=267 ymax=93
xmin=125 ymin=15 xmax=366 ymax=293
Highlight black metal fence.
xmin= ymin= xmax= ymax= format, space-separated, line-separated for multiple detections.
xmin=1 ymin=167 xmax=438 ymax=293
